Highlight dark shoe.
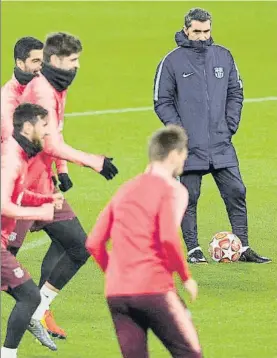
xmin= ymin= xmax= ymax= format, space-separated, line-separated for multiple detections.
xmin=239 ymin=248 xmax=272 ymax=264
xmin=187 ymin=249 xmax=208 ymax=264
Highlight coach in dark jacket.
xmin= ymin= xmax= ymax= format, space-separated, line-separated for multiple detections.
xmin=154 ymin=8 xmax=270 ymax=264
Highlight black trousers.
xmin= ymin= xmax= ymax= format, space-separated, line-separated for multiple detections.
xmin=42 ymin=217 xmax=90 ymax=290
xmin=180 ymin=165 xmax=248 ymax=252
xmin=107 ymin=292 xmax=202 ymax=358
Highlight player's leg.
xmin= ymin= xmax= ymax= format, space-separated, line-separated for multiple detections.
xmin=39 ymin=240 xmax=65 ymax=288
xmin=180 ymin=171 xmax=207 ymax=263
xmin=107 ymin=296 xmax=149 ymax=358
xmin=38 ymin=241 xmax=67 ymax=339
xmin=28 ymin=217 xmax=89 ymax=345
xmin=1 ymin=249 xmax=56 ymax=357
xmin=35 ymin=198 xmax=75 ymax=288
xmin=33 ymin=199 xmax=76 ymax=339
xmin=145 ymin=292 xmax=202 ymax=358
xmin=212 ymin=166 xmax=271 ymax=263
xmin=43 ymin=217 xmax=89 ymax=289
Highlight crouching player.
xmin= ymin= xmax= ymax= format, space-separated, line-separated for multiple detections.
xmin=86 ymin=125 xmax=203 ymax=358
xmin=1 ymin=103 xmax=64 ymax=357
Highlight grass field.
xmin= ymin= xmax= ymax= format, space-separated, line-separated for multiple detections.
xmin=1 ymin=2 xmax=277 ymax=358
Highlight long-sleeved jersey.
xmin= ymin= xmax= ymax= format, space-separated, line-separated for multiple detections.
xmin=1 ymin=75 xmax=25 ymax=142
xmin=1 ymin=137 xmax=54 ymax=248
xmin=20 ymin=74 xmax=104 ymax=195
xmin=1 ymin=73 xmax=66 ymax=179
xmin=86 ymin=169 xmax=191 ymax=297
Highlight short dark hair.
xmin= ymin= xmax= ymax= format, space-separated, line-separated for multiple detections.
xmin=43 ymin=32 xmax=82 ymax=63
xmin=13 ymin=103 xmax=48 ymax=132
xmin=184 ymin=8 xmax=212 ymax=28
xmin=148 ymin=125 xmax=188 ymax=162
xmin=14 ymin=37 xmax=43 ymax=62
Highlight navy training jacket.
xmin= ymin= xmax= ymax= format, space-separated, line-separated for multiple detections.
xmin=154 ymin=31 xmax=244 ymax=171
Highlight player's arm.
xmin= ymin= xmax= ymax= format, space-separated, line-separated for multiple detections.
xmin=172 ymin=181 xmax=189 ymax=227
xmin=55 ymin=158 xmax=68 ymax=175
xmin=1 ymin=152 xmax=54 ymax=221
xmin=159 ymin=190 xmax=191 ymax=282
xmin=1 ymin=86 xmax=17 ymax=141
xmin=21 ymin=190 xmax=54 ymax=207
xmin=85 ymin=202 xmax=113 ymax=272
xmin=26 ymin=85 xmax=118 ymax=179
xmin=153 ymin=57 xmax=182 ymax=127
xmin=225 ymin=52 xmax=244 ymax=135
xmin=53 ymin=139 xmax=73 ymax=193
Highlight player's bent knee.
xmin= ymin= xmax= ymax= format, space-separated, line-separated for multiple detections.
xmin=13 ymin=279 xmax=41 ymax=309
xmin=66 ymin=245 xmax=90 ymax=264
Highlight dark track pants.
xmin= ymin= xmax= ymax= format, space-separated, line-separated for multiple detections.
xmin=180 ymin=166 xmax=248 ymax=251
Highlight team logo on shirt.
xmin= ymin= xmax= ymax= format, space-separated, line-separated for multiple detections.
xmin=214 ymin=67 xmax=224 ymax=79
xmin=13 ymin=267 xmax=24 ymax=278
xmin=8 ymin=232 xmax=17 ymax=242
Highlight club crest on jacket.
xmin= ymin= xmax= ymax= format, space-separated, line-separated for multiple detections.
xmin=214 ymin=67 xmax=224 ymax=79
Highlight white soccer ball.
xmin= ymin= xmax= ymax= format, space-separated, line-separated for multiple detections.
xmin=208 ymin=232 xmax=242 ymax=263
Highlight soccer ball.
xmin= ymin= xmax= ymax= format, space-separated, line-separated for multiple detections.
xmin=208 ymin=232 xmax=242 ymax=263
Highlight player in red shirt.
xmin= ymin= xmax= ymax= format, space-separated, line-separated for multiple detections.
xmin=86 ymin=125 xmax=202 ymax=358
xmin=1 ymin=103 xmax=65 ymax=358
xmin=6 ymin=32 xmax=119 ymax=345
xmin=1 ymin=37 xmax=44 ymax=142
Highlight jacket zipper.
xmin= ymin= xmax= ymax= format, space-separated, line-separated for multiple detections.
xmin=203 ymin=67 xmax=211 ymax=164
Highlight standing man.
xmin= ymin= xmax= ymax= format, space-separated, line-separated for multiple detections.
xmin=86 ymin=125 xmax=202 ymax=358
xmin=153 ymin=8 xmax=271 ymax=264
xmin=1 ymin=103 xmax=64 ymax=357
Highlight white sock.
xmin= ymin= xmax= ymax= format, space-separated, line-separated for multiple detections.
xmin=32 ymin=285 xmax=58 ymax=321
xmin=1 ymin=347 xmax=17 ymax=358
xmin=241 ymin=246 xmax=249 ymax=253
xmin=188 ymin=246 xmax=202 ymax=256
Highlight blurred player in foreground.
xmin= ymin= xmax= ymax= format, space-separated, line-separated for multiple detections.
xmin=1 ymin=103 xmax=64 ymax=358
xmin=86 ymin=125 xmax=202 ymax=358
xmin=6 ymin=32 xmax=119 ymax=344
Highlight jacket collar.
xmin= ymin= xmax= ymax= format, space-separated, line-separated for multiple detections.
xmin=41 ymin=63 xmax=77 ymax=92
xmin=13 ymin=131 xmax=42 ymax=158
xmin=175 ymin=30 xmax=213 ymax=51
xmin=13 ymin=66 xmax=38 ymax=86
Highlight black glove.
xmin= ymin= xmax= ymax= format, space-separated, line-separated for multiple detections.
xmin=58 ymin=173 xmax=73 ymax=192
xmin=100 ymin=157 xmax=118 ymax=180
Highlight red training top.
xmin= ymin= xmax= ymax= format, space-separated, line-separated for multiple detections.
xmin=20 ymin=74 xmax=104 ymax=195
xmin=1 ymin=73 xmax=66 ymax=180
xmin=1 ymin=137 xmax=54 ymax=249
xmin=86 ymin=168 xmax=191 ymax=297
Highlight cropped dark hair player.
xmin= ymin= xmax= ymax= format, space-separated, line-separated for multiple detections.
xmin=1 ymin=103 xmax=65 ymax=358
xmin=1 ymin=36 xmax=44 ymax=142
xmin=86 ymin=125 xmax=203 ymax=358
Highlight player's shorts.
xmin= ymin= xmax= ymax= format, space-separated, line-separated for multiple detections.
xmin=7 ymin=199 xmax=76 ymax=249
xmin=107 ymin=291 xmax=202 ymax=358
xmin=1 ymin=247 xmax=31 ymax=291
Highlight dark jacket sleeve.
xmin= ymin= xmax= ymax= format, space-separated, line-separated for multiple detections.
xmin=225 ymin=53 xmax=244 ymax=134
xmin=153 ymin=58 xmax=182 ymax=126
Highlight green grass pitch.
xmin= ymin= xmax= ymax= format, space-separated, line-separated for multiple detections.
xmin=1 ymin=2 xmax=277 ymax=357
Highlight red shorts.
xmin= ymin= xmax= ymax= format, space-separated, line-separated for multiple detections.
xmin=8 ymin=199 xmax=76 ymax=249
xmin=1 ymin=248 xmax=31 ymax=291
